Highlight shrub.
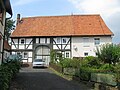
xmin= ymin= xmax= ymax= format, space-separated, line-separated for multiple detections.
xmin=61 ymin=58 xmax=80 ymax=68
xmin=99 ymin=64 xmax=114 ymax=71
xmin=0 ymin=59 xmax=21 ymax=90
xmin=50 ymin=50 xmax=56 ymax=63
xmin=81 ymin=56 xmax=101 ymax=68
xmin=79 ymin=67 xmax=93 ymax=81
xmin=96 ymin=44 xmax=120 ymax=65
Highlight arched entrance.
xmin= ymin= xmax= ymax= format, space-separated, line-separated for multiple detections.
xmin=35 ymin=45 xmax=50 ymax=66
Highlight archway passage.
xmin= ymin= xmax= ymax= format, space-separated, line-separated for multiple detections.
xmin=35 ymin=46 xmax=50 ymax=66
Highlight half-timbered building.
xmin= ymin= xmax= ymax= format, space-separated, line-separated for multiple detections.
xmin=0 ymin=0 xmax=12 ymax=64
xmin=11 ymin=14 xmax=113 ymax=65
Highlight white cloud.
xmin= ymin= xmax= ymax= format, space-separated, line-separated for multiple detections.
xmin=68 ymin=0 xmax=120 ymax=44
xmin=68 ymin=0 xmax=120 ymax=18
xmin=13 ymin=0 xmax=39 ymax=6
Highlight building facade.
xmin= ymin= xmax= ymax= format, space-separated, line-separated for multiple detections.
xmin=0 ymin=0 xmax=12 ymax=64
xmin=11 ymin=15 xmax=113 ymax=65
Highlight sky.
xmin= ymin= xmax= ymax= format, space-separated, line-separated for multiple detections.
xmin=10 ymin=0 xmax=120 ymax=44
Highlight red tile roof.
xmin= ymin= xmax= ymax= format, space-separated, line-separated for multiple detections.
xmin=11 ymin=15 xmax=113 ymax=37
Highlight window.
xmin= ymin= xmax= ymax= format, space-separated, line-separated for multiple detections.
xmin=83 ymin=37 xmax=89 ymax=47
xmin=94 ymin=38 xmax=100 ymax=45
xmin=84 ymin=52 xmax=88 ymax=56
xmin=57 ymin=38 xmax=61 ymax=43
xmin=24 ymin=52 xmax=28 ymax=58
xmin=63 ymin=38 xmax=66 ymax=43
xmin=66 ymin=52 xmax=69 ymax=58
xmin=17 ymin=52 xmax=20 ymax=55
xmin=21 ymin=39 xmax=25 ymax=44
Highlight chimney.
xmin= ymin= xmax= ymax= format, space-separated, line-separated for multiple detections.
xmin=16 ymin=14 xmax=20 ymax=25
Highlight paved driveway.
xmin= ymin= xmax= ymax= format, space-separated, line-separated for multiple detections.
xmin=10 ymin=67 xmax=91 ymax=90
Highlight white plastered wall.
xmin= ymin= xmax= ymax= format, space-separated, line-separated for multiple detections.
xmin=71 ymin=36 xmax=112 ymax=58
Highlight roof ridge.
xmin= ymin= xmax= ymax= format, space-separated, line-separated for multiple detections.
xmin=21 ymin=14 xmax=100 ymax=19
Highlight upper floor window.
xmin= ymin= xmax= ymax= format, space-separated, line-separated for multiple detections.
xmin=63 ymin=38 xmax=66 ymax=44
xmin=21 ymin=39 xmax=25 ymax=44
xmin=83 ymin=37 xmax=89 ymax=47
xmin=94 ymin=38 xmax=100 ymax=45
xmin=57 ymin=38 xmax=61 ymax=43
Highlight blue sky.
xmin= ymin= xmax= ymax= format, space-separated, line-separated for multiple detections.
xmin=10 ymin=0 xmax=120 ymax=44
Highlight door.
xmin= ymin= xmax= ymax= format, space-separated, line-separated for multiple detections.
xmin=35 ymin=46 xmax=50 ymax=66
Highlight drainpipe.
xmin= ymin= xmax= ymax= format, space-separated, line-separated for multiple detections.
xmin=1 ymin=15 xmax=12 ymax=63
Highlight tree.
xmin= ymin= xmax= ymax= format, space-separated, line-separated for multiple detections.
xmin=5 ymin=19 xmax=15 ymax=40
xmin=96 ymin=44 xmax=120 ymax=65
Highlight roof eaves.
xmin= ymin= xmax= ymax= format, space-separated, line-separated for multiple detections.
xmin=4 ymin=0 xmax=13 ymax=16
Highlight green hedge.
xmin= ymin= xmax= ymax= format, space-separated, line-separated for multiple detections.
xmin=60 ymin=58 xmax=80 ymax=68
xmin=0 ymin=60 xmax=21 ymax=90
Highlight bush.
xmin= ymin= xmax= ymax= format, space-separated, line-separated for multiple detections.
xmin=96 ymin=44 xmax=120 ymax=65
xmin=81 ymin=56 xmax=101 ymax=68
xmin=99 ymin=64 xmax=114 ymax=72
xmin=61 ymin=58 xmax=80 ymax=68
xmin=79 ymin=67 xmax=92 ymax=81
xmin=0 ymin=59 xmax=21 ymax=90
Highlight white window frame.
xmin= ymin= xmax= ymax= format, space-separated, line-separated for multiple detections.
xmin=94 ymin=38 xmax=100 ymax=45
xmin=24 ymin=52 xmax=28 ymax=58
xmin=83 ymin=37 xmax=89 ymax=47
xmin=57 ymin=38 xmax=61 ymax=44
xmin=62 ymin=38 xmax=67 ymax=44
xmin=66 ymin=52 xmax=70 ymax=58
xmin=20 ymin=38 xmax=25 ymax=44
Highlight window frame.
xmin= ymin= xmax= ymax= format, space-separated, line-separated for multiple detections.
xmin=83 ymin=37 xmax=89 ymax=47
xmin=24 ymin=52 xmax=28 ymax=58
xmin=66 ymin=52 xmax=70 ymax=58
xmin=94 ymin=38 xmax=100 ymax=45
xmin=20 ymin=38 xmax=25 ymax=44
xmin=57 ymin=38 xmax=61 ymax=44
xmin=84 ymin=52 xmax=88 ymax=56
xmin=62 ymin=38 xmax=67 ymax=44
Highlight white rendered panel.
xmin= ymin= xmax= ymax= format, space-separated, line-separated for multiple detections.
xmin=28 ymin=58 xmax=32 ymax=62
xmin=12 ymin=45 xmax=16 ymax=49
xmin=19 ymin=45 xmax=25 ymax=49
xmin=40 ymin=38 xmax=45 ymax=43
xmin=36 ymin=38 xmax=39 ymax=43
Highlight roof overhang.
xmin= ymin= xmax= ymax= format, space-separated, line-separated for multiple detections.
xmin=3 ymin=0 xmax=12 ymax=16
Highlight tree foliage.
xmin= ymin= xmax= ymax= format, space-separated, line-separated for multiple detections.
xmin=96 ymin=44 xmax=120 ymax=65
xmin=5 ymin=19 xmax=15 ymax=40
